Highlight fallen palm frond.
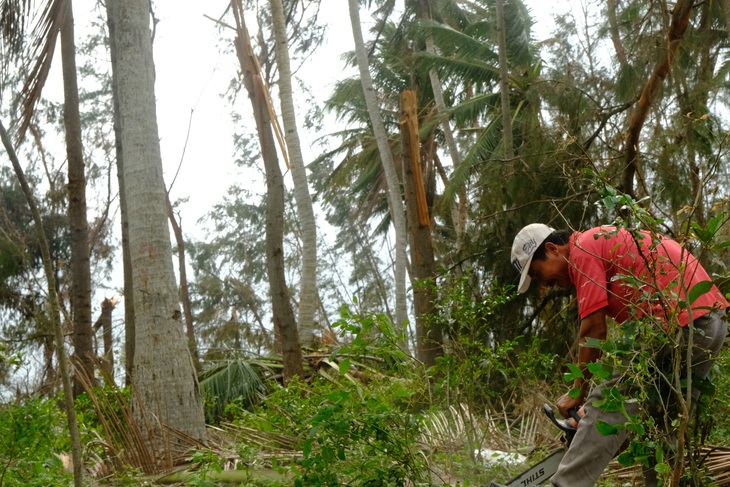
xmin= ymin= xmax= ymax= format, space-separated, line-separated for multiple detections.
xmin=603 ymin=447 xmax=730 ymax=486
xmin=75 ymin=356 xmax=205 ymax=475
xmin=198 ymin=359 xmax=272 ymax=422
xmin=418 ymin=401 xmax=552 ymax=456
xmin=420 ymin=403 xmax=479 ymax=453
xmin=215 ymin=422 xmax=300 ymax=451
xmin=75 ymin=359 xmax=154 ymax=473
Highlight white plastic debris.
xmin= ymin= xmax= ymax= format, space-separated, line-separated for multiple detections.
xmin=474 ymin=448 xmax=527 ymax=466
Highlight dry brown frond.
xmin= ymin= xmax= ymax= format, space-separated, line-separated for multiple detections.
xmin=201 ymin=423 xmax=302 ymax=471
xmin=603 ymin=447 xmax=730 ymax=486
xmin=0 ymin=0 xmax=31 ymax=56
xmin=74 ymin=356 xmax=205 ymax=476
xmin=16 ymin=0 xmax=66 ymax=144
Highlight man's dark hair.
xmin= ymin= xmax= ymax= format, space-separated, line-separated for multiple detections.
xmin=532 ymin=230 xmax=572 ymax=261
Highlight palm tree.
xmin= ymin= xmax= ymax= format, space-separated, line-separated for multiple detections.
xmin=347 ymin=0 xmax=409 ymax=338
xmin=5 ymin=0 xmax=96 ymax=398
xmin=59 ymin=0 xmax=93 ymax=398
xmin=1 ymin=0 xmax=89 ymax=481
xmin=268 ymin=0 xmax=318 ymax=347
xmin=105 ymin=0 xmax=207 ymax=454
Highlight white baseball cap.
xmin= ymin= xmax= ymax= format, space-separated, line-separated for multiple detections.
xmin=511 ymin=223 xmax=555 ymax=293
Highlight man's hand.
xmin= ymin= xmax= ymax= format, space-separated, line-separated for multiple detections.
xmin=557 ymin=392 xmax=584 ymax=419
xmin=565 ymin=405 xmax=585 ymax=428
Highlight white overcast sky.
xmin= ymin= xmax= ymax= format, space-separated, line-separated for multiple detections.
xmin=151 ymin=0 xmax=358 ymax=227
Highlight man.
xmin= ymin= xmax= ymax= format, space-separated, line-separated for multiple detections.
xmin=510 ymin=223 xmax=729 ymax=486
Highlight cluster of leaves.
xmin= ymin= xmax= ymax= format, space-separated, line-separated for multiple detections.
xmin=430 ymin=272 xmax=562 ymax=412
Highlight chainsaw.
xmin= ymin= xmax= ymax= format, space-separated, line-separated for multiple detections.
xmin=488 ymin=404 xmax=580 ymax=487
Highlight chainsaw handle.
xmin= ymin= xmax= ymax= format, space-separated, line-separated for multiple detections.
xmin=568 ymin=408 xmax=581 ymax=424
xmin=543 ymin=403 xmax=578 ymax=443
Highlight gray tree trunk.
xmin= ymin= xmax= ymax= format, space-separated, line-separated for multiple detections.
xmin=347 ymin=0 xmax=409 ymax=336
xmin=105 ymin=0 xmax=206 ymax=452
xmin=269 ymin=0 xmax=318 ymax=347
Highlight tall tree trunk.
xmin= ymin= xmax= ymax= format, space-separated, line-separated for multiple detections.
xmin=105 ymin=0 xmax=206 ymax=454
xmin=495 ymin=0 xmax=514 ymax=161
xmin=269 ymin=0 xmax=318 ymax=348
xmin=0 ymin=121 xmax=84 ymax=486
xmin=60 ymin=0 xmax=93 ymax=397
xmin=348 ymin=0 xmax=409 ymax=337
xmin=41 ymin=334 xmax=56 ymax=395
xmin=105 ymin=0 xmax=136 ymax=386
xmin=607 ymin=0 xmax=628 ymax=67
xmin=232 ymin=0 xmax=304 ymax=383
xmin=401 ymin=90 xmax=440 ymax=367
xmin=622 ymin=0 xmax=693 ymax=197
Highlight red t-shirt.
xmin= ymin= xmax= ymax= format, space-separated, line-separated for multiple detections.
xmin=569 ymin=226 xmax=729 ymax=325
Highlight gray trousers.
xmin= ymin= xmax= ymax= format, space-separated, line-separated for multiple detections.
xmin=550 ymin=312 xmax=727 ymax=487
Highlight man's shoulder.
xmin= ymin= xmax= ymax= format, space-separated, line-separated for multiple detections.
xmin=574 ymin=226 xmax=620 ymax=247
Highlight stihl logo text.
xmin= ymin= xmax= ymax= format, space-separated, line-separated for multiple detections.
xmin=519 ymin=467 xmax=545 ymax=486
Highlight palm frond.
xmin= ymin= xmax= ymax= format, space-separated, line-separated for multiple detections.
xmin=199 ymin=359 xmax=268 ymax=423
xmin=325 ymin=78 xmax=370 ymax=124
xmin=503 ymin=0 xmax=535 ymax=67
xmin=417 ymin=50 xmax=500 ymax=88
xmin=0 ymin=0 xmax=31 ymax=56
xmin=416 ymin=20 xmax=498 ymax=62
xmin=442 ymin=113 xmax=502 ymax=207
xmin=17 ymin=0 xmax=66 ymax=143
xmin=448 ymin=91 xmax=501 ymax=127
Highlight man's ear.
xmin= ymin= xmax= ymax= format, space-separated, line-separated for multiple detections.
xmin=545 ymin=242 xmax=558 ymax=255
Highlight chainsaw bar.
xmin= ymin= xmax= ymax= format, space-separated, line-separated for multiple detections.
xmin=487 ymin=449 xmax=564 ymax=487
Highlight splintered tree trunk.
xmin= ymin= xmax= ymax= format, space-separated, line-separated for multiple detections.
xmin=269 ymin=0 xmax=318 ymax=348
xmin=232 ymin=0 xmax=304 ymax=383
xmin=60 ymin=0 xmax=93 ymax=397
xmin=105 ymin=0 xmax=206 ymax=455
xmin=95 ymin=297 xmax=117 ymax=379
xmin=400 ymin=90 xmax=441 ymax=367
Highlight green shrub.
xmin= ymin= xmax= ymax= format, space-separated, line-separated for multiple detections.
xmin=230 ymin=306 xmax=432 ymax=486
xmin=0 ymin=396 xmax=73 ymax=486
